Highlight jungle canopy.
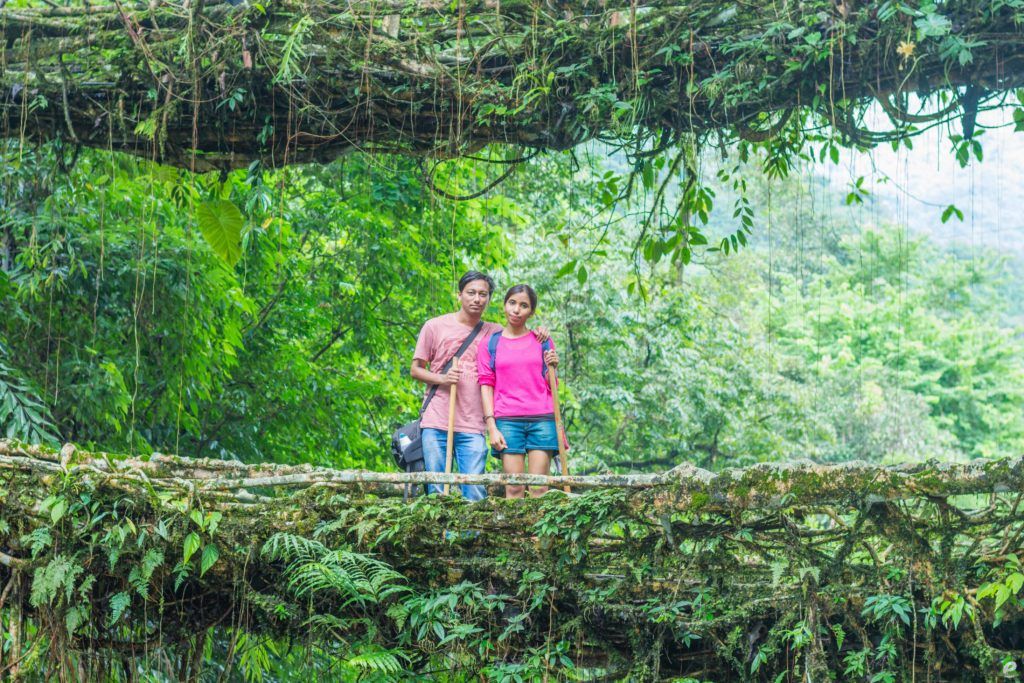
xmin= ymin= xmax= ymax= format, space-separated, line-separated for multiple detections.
xmin=1 ymin=0 xmax=1022 ymax=169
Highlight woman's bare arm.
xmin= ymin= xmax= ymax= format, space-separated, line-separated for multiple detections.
xmin=481 ymin=385 xmax=507 ymax=451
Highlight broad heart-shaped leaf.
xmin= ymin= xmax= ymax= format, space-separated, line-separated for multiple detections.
xmin=1014 ymin=108 xmax=1024 ymax=132
xmin=196 ymin=199 xmax=244 ymax=266
xmin=200 ymin=543 xmax=220 ymax=577
xmin=182 ymin=531 xmax=201 ymax=564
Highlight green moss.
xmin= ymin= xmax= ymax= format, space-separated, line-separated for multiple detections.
xmin=688 ymin=492 xmax=711 ymax=511
xmin=7 ymin=445 xmax=1024 ymax=679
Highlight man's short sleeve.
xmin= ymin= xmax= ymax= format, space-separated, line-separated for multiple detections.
xmin=413 ymin=320 xmax=435 ymax=365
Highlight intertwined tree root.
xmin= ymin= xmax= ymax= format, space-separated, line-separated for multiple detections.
xmin=2 ymin=440 xmax=1024 ymax=680
xmin=3 ymin=0 xmax=1022 ymax=169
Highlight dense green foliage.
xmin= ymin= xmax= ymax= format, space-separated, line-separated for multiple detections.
xmin=4 ymin=0 xmax=1024 ymax=673
xmin=531 ymin=221 xmax=1024 ymax=468
xmin=3 ymin=99 xmax=1024 ymax=677
xmin=2 ymin=147 xmax=511 ymax=466
xmin=3 ymin=140 xmax=1023 ymax=473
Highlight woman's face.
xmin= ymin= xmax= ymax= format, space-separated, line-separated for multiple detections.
xmin=504 ymin=292 xmax=534 ymax=327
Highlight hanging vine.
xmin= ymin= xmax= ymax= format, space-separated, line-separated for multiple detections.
xmin=0 ymin=0 xmax=1021 ymax=171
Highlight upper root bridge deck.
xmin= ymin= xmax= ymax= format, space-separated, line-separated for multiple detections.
xmin=2 ymin=0 xmax=1022 ymax=169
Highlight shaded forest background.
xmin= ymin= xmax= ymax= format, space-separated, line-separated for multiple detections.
xmin=3 ymin=109 xmax=1023 ymax=475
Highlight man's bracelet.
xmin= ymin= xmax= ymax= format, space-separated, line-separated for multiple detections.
xmin=484 ymin=415 xmax=495 ymax=422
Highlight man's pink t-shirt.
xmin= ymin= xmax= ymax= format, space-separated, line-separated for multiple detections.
xmin=413 ymin=314 xmax=502 ymax=433
xmin=477 ymin=331 xmax=555 ymax=418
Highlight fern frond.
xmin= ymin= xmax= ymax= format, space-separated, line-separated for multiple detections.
xmin=314 ymin=508 xmax=357 ymax=539
xmin=261 ymin=532 xmax=327 ymax=565
xmin=108 ymin=591 xmax=131 ymax=625
xmin=21 ymin=526 xmax=53 ymax=559
xmin=386 ymin=603 xmax=410 ymax=631
xmin=328 ymin=551 xmax=404 ymax=590
xmin=30 ymin=553 xmax=83 ymax=607
xmin=273 ymin=16 xmax=314 ymax=84
xmin=128 ymin=548 xmax=165 ymax=598
xmin=287 ymin=561 xmax=357 ymax=599
xmin=64 ymin=604 xmax=89 ymax=636
xmin=302 ymin=613 xmax=364 ymax=641
xmin=0 ymin=342 xmax=59 ymax=445
xmin=344 ymin=646 xmax=409 ymax=677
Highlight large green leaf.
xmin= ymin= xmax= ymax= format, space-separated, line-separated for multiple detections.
xmin=182 ymin=532 xmax=201 ymax=564
xmin=200 ymin=543 xmax=220 ymax=577
xmin=197 ymin=199 xmax=244 ymax=266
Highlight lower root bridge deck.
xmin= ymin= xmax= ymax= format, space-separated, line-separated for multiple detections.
xmin=2 ymin=440 xmax=1024 ymax=679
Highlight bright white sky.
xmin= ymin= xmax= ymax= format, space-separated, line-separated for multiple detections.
xmin=829 ymin=104 xmax=1024 ymax=255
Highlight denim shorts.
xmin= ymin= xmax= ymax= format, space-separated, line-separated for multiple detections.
xmin=493 ymin=419 xmax=559 ymax=457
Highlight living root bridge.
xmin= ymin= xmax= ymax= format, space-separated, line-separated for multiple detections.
xmin=3 ymin=440 xmax=1024 ymax=680
xmin=1 ymin=0 xmax=1022 ymax=170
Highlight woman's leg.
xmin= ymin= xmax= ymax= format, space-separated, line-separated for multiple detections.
xmin=502 ymin=453 xmax=526 ymax=498
xmin=526 ymin=450 xmax=551 ymax=497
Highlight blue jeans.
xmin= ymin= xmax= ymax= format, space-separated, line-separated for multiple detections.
xmin=421 ymin=428 xmax=487 ymax=501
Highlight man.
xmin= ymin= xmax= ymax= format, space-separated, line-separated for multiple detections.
xmin=411 ymin=271 xmax=502 ymax=501
xmin=411 ymin=271 xmax=549 ymax=500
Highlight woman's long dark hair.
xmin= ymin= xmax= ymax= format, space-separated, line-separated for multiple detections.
xmin=503 ymin=284 xmax=538 ymax=311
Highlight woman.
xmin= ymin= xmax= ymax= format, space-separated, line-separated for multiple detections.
xmin=478 ymin=284 xmax=561 ymax=498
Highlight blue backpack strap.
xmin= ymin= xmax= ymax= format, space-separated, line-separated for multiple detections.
xmin=540 ymin=338 xmax=551 ymax=377
xmin=487 ymin=331 xmax=502 ymax=373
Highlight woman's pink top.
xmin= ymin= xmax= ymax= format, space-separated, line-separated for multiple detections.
xmin=477 ymin=331 xmax=555 ymax=418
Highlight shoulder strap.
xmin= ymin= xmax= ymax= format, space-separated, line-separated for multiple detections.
xmin=453 ymin=320 xmax=487 ymax=362
xmin=419 ymin=320 xmax=485 ymax=416
xmin=489 ymin=332 xmax=553 ymax=377
xmin=487 ymin=331 xmax=502 ymax=372
xmin=540 ymin=338 xmax=552 ymax=378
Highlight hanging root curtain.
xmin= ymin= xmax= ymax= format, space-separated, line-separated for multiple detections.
xmin=1 ymin=0 xmax=1023 ymax=170
xmin=3 ymin=439 xmax=1024 ymax=679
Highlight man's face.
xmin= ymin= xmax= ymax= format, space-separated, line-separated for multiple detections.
xmin=458 ymin=279 xmax=492 ymax=315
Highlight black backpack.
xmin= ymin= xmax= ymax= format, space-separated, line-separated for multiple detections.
xmin=391 ymin=321 xmax=485 ymax=494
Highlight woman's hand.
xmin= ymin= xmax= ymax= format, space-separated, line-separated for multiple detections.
xmin=488 ymin=427 xmax=508 ymax=452
xmin=534 ymin=326 xmax=551 ymax=343
xmin=544 ymin=349 xmax=559 ymax=368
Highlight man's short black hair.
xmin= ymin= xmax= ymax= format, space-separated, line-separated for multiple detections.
xmin=458 ymin=271 xmax=495 ymax=295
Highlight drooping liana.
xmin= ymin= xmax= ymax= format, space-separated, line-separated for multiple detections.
xmin=2 ymin=0 xmax=1022 ymax=170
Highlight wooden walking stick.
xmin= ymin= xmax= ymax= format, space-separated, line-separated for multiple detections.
xmin=442 ymin=358 xmax=458 ymax=495
xmin=548 ymin=363 xmax=570 ymax=493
